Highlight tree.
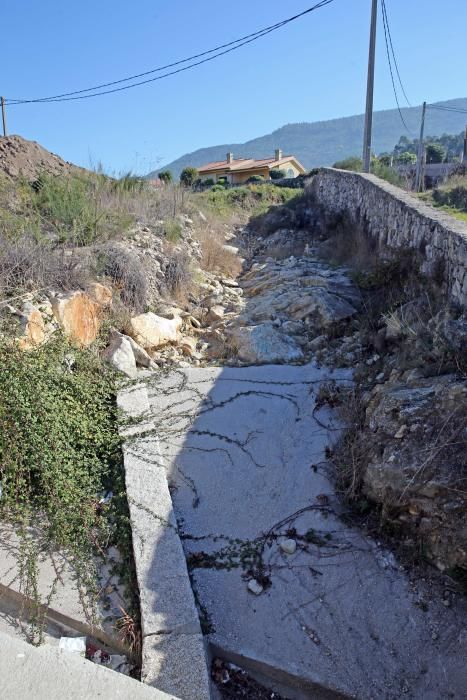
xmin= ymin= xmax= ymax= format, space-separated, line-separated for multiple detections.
xmin=396 ymin=151 xmax=417 ymax=165
xmin=180 ymin=167 xmax=198 ymax=187
xmin=378 ymin=153 xmax=393 ymax=166
xmin=158 ymin=170 xmax=173 ymax=184
xmin=270 ymin=168 xmax=286 ymax=180
xmin=425 ymin=143 xmax=447 ymax=164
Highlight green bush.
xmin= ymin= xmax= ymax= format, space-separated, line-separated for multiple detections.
xmin=158 ymin=170 xmax=173 ymax=184
xmin=332 ymin=157 xmax=362 ymax=171
xmin=432 ymin=176 xmax=467 ymax=212
xmin=246 ymin=175 xmax=264 ymax=184
xmin=32 ymin=174 xmax=133 ymax=246
xmin=270 ymin=169 xmax=286 ymax=180
xmin=180 ymin=167 xmax=199 ymax=187
xmin=0 ymin=336 xmax=124 ymax=639
xmin=163 ymin=218 xmax=183 ymax=242
xmin=203 ymin=178 xmax=215 ymax=187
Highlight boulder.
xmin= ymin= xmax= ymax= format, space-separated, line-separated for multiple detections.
xmin=86 ymin=282 xmax=113 ymax=308
xmin=103 ymin=332 xmax=137 ymax=378
xmin=125 ymin=334 xmax=153 ymax=368
xmin=51 ymin=291 xmax=101 ymax=346
xmin=130 ymin=312 xmax=182 ymax=352
xmin=230 ymin=323 xmax=304 ymax=364
xmin=207 ymin=305 xmax=225 ymax=324
xmin=17 ymin=302 xmax=46 ymax=349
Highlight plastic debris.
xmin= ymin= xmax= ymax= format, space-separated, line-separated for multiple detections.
xmin=99 ymin=491 xmax=113 ymax=505
xmin=59 ymin=636 xmax=86 ymax=656
xmin=247 ymin=579 xmax=263 ymax=595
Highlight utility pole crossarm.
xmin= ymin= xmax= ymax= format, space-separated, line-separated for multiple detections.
xmin=362 ymin=0 xmax=378 ymax=173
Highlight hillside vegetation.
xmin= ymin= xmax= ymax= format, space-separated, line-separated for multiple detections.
xmin=150 ymin=97 xmax=467 ymax=176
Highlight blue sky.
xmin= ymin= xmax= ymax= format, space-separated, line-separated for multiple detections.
xmin=3 ymin=0 xmax=466 ymax=174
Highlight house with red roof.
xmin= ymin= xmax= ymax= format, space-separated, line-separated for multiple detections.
xmin=197 ymin=149 xmax=306 ymax=185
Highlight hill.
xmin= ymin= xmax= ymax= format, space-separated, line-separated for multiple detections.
xmin=150 ymin=98 xmax=467 ymax=177
xmin=0 ymin=135 xmax=85 ymax=181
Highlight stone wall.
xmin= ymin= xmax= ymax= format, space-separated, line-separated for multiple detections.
xmin=310 ymin=168 xmax=467 ymax=308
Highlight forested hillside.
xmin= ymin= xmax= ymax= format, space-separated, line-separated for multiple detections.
xmin=150 ymin=98 xmax=467 ymax=176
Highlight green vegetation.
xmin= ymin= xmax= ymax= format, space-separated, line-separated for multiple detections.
xmin=158 ymin=170 xmax=173 ymax=184
xmin=270 ymin=169 xmax=287 ymax=180
xmin=394 ymin=132 xmax=464 ymax=163
xmin=333 ymin=156 xmax=363 ymax=171
xmin=180 ymin=166 xmax=198 ymax=187
xmin=196 ymin=183 xmax=298 ymax=219
xmin=419 ymin=174 xmax=467 ymax=222
xmin=162 ymin=218 xmax=183 ymax=243
xmin=0 ymin=335 xmax=127 ymax=642
xmin=332 ymin=155 xmax=404 ymax=187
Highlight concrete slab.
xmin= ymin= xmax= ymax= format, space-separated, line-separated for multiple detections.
xmin=0 ymin=629 xmax=177 ymax=699
xmin=121 ymin=411 xmax=211 ymax=698
xmin=143 ymin=364 xmax=467 ymax=700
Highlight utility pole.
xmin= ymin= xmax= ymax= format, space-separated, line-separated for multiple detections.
xmin=362 ymin=0 xmax=378 ymax=173
xmin=1 ymin=97 xmax=7 ymax=137
xmin=463 ymin=125 xmax=467 ymax=164
xmin=415 ymin=101 xmax=427 ymax=192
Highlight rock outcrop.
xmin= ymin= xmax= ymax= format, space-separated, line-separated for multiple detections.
xmin=51 ymin=291 xmax=102 ymax=346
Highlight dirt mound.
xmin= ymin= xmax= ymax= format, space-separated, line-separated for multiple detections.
xmin=0 ymin=135 xmax=82 ymax=181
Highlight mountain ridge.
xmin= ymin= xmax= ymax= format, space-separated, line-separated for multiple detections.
xmin=149 ymin=97 xmax=467 ymax=177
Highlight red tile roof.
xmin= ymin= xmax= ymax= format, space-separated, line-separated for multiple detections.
xmin=198 ymin=155 xmax=305 ymax=174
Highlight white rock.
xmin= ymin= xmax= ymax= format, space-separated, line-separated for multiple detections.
xmin=247 ymin=579 xmax=263 ymax=596
xmin=103 ymin=332 xmax=137 ymax=378
xmin=124 ymin=334 xmax=153 ymax=368
xmin=279 ymin=538 xmax=297 ymax=555
xmin=130 ymin=312 xmax=182 ymax=351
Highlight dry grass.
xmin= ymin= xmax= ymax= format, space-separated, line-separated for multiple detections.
xmin=163 ymin=250 xmax=194 ymax=304
xmin=196 ymin=227 xmax=242 ymax=278
xmin=96 ymin=243 xmax=147 ymax=312
xmin=0 ymin=233 xmax=91 ymax=300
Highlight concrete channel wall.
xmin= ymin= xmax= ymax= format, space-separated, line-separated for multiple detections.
xmin=117 ymin=382 xmax=212 ymax=700
xmin=310 ymin=168 xmax=467 ymax=308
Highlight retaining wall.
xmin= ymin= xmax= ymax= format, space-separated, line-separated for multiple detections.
xmin=310 ymin=168 xmax=467 ymax=307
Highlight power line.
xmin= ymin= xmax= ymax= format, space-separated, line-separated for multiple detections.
xmin=427 ymin=104 xmax=467 ymax=115
xmin=5 ymin=1 xmax=335 ymax=105
xmin=380 ymin=0 xmax=412 ymax=134
xmin=381 ymin=0 xmax=411 ymax=107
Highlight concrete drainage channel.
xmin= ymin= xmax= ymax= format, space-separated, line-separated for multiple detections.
xmin=119 ymin=368 xmax=467 ymax=700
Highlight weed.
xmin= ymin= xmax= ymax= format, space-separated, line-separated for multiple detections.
xmin=163 ymin=219 xmax=183 ymax=243
xmin=96 ymin=244 xmax=147 ymax=312
xmin=0 ymin=335 xmax=126 ymax=642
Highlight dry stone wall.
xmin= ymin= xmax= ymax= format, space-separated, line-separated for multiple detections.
xmin=310 ymin=168 xmax=467 ymax=308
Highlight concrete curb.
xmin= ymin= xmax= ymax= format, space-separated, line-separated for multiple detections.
xmin=118 ymin=381 xmax=211 ymax=700
xmin=0 ymin=629 xmax=177 ymax=700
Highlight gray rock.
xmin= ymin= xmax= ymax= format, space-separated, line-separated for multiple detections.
xmin=103 ymin=332 xmax=137 ymax=378
xmin=279 ymin=538 xmax=297 ymax=555
xmin=230 ymin=323 xmax=304 ymax=364
xmin=247 ymin=579 xmax=263 ymax=595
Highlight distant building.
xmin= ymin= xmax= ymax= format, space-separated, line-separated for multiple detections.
xmin=197 ymin=149 xmax=306 ymax=185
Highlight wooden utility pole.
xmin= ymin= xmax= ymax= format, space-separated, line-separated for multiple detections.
xmin=362 ymin=0 xmax=378 ymax=173
xmin=463 ymin=125 xmax=467 ymax=164
xmin=1 ymin=97 xmax=7 ymax=137
xmin=415 ymin=101 xmax=427 ymax=191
